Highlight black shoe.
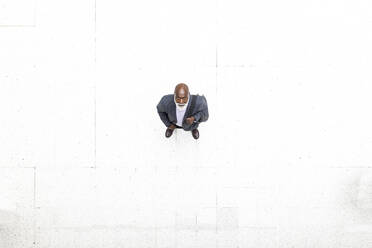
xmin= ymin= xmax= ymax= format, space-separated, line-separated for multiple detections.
xmin=165 ymin=128 xmax=174 ymax=138
xmin=191 ymin=129 xmax=199 ymax=139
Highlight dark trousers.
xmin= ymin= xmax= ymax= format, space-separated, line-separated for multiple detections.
xmin=175 ymin=123 xmax=199 ymax=130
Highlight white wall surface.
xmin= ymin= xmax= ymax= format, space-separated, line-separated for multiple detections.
xmin=1 ymin=0 xmax=372 ymax=247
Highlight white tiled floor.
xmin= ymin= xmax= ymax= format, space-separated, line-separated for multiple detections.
xmin=1 ymin=0 xmax=372 ymax=247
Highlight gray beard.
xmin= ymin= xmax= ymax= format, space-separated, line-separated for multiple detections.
xmin=176 ymin=104 xmax=187 ymax=111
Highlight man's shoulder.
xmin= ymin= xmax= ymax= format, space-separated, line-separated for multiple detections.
xmin=158 ymin=94 xmax=174 ymax=108
xmin=191 ymin=94 xmax=207 ymax=105
xmin=160 ymin=94 xmax=174 ymax=103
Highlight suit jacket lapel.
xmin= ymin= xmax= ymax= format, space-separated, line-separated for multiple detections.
xmin=182 ymin=95 xmax=193 ymax=125
xmin=169 ymin=100 xmax=177 ymax=124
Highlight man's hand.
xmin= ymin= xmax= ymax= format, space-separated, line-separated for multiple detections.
xmin=186 ymin=116 xmax=195 ymax=125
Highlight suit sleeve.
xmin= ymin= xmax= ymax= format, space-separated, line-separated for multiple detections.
xmin=193 ymin=96 xmax=209 ymax=123
xmin=157 ymin=98 xmax=172 ymax=127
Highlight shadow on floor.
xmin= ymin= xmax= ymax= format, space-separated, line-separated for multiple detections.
xmin=0 ymin=210 xmax=21 ymax=248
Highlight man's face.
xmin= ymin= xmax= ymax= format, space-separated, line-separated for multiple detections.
xmin=174 ymin=88 xmax=189 ymax=107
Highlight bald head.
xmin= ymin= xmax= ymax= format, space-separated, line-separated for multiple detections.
xmin=174 ymin=83 xmax=189 ymax=95
xmin=174 ymin=83 xmax=189 ymax=106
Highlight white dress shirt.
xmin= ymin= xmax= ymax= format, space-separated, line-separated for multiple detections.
xmin=175 ymin=95 xmax=189 ymax=127
xmin=176 ymin=107 xmax=187 ymax=127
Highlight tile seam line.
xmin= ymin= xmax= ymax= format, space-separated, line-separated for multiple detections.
xmin=93 ymin=0 xmax=97 ymax=169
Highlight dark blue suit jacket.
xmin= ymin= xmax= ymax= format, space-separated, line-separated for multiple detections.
xmin=157 ymin=94 xmax=209 ymax=131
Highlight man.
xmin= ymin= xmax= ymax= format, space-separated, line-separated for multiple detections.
xmin=157 ymin=83 xmax=209 ymax=139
